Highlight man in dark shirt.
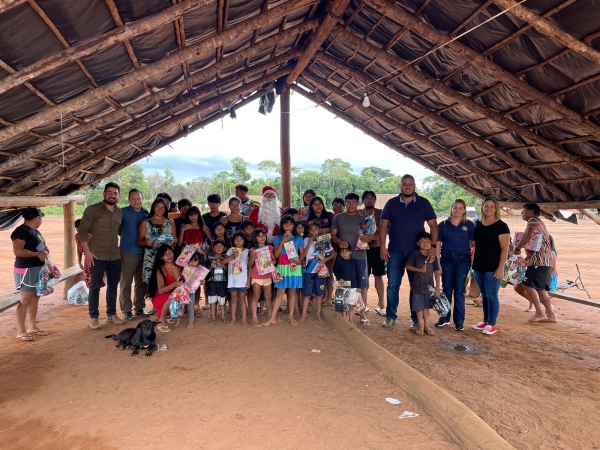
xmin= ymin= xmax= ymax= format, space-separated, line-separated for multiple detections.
xmin=202 ymin=193 xmax=227 ymax=234
xmin=380 ymin=175 xmax=438 ymax=330
xmin=77 ymin=182 xmax=124 ymax=330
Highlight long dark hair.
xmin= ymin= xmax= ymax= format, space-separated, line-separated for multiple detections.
xmin=146 ymin=244 xmax=174 ymax=299
xmin=148 ymin=198 xmax=169 ymax=219
xmin=307 ymin=196 xmax=329 ymax=222
xmin=184 ymin=206 xmax=205 ymax=228
xmin=277 ymin=214 xmax=297 ymax=236
xmin=252 ymin=228 xmax=267 ymax=248
xmin=302 ymin=189 xmax=316 ymax=206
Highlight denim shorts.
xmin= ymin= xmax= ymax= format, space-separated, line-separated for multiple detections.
xmin=303 ymin=272 xmax=326 ymax=297
xmin=228 ymin=287 xmax=247 ymax=293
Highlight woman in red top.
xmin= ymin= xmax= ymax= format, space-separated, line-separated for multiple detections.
xmin=178 ymin=206 xmax=212 ymax=250
xmin=146 ymin=245 xmax=182 ymax=332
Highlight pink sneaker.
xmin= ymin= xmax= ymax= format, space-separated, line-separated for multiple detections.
xmin=472 ymin=322 xmax=487 ymax=330
xmin=482 ymin=325 xmax=497 ymax=335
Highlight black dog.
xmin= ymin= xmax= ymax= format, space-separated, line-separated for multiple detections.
xmin=105 ymin=319 xmax=158 ymax=357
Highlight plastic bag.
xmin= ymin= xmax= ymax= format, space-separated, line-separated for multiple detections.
xmin=169 ymin=285 xmax=191 ymax=318
xmin=356 ymin=215 xmax=376 ymax=251
xmin=428 ymin=285 xmax=450 ymax=317
xmin=67 ymin=280 xmax=89 ymax=305
xmin=271 ymin=266 xmax=283 ymax=283
xmin=36 ymin=259 xmax=61 ymax=297
xmin=316 ymin=262 xmax=330 ymax=278
xmin=230 ymin=247 xmax=243 ymax=274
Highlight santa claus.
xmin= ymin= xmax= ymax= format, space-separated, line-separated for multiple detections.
xmin=249 ymin=185 xmax=284 ymax=243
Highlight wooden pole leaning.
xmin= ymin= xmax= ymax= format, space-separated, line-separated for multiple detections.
xmin=62 ymin=200 xmax=82 ymax=298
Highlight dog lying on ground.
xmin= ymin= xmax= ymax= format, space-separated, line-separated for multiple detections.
xmin=105 ymin=319 xmax=158 ymax=357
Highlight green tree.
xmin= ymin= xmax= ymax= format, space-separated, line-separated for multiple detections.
xmin=420 ymin=175 xmax=479 ymax=216
xmin=230 ymin=157 xmax=251 ymax=183
xmin=360 ymin=166 xmax=394 ymax=183
xmin=257 ymin=160 xmax=280 ymax=183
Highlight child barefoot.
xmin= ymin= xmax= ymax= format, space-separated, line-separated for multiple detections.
xmin=248 ymin=229 xmax=275 ymax=327
xmin=405 ymin=232 xmax=441 ymax=336
xmin=265 ymin=215 xmax=304 ymax=327
xmin=183 ymin=251 xmax=207 ymax=329
xmin=302 ymin=220 xmax=336 ymax=322
xmin=223 ymin=232 xmax=250 ymax=326
xmin=207 ymin=240 xmax=228 ymax=324
xmin=333 ymin=247 xmax=361 ymax=327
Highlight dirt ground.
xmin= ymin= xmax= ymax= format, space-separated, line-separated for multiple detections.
xmin=1 ymin=216 xmax=599 ymax=449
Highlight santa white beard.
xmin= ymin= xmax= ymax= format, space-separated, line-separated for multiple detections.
xmin=258 ymin=196 xmax=281 ymax=231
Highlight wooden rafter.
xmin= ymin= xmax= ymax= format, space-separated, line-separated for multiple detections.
xmin=301 ymin=70 xmax=527 ymax=201
xmin=332 ymin=26 xmax=600 ymax=181
xmin=0 ymin=0 xmax=315 ymax=143
xmin=286 ymin=0 xmax=351 ymax=84
xmin=3 ymin=49 xmax=302 ymax=194
xmin=494 ymin=0 xmax=600 ymax=67
xmin=292 ymin=84 xmax=487 ymax=199
xmin=363 ymin=0 xmax=600 ymax=141
xmin=0 ymin=57 xmax=54 ymax=106
xmin=25 ymin=66 xmax=291 ymax=196
xmin=313 ymin=51 xmax=573 ymax=201
xmin=0 ymin=20 xmax=317 ymax=177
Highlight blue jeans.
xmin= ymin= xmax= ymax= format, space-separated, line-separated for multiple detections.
xmin=440 ymin=253 xmax=471 ymax=325
xmin=472 ymin=270 xmax=501 ymax=326
xmin=89 ymin=259 xmax=121 ymax=319
xmin=386 ymin=251 xmax=416 ymax=322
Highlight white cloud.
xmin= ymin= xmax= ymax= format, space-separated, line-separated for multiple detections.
xmin=137 ymin=92 xmax=433 ymax=184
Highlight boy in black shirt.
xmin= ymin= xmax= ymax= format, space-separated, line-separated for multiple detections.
xmin=334 ymin=247 xmax=368 ymax=326
xmin=405 ymin=232 xmax=441 ymax=336
xmin=207 ymin=239 xmax=228 ymax=324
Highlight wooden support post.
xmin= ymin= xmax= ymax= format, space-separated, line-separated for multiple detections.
xmin=62 ymin=200 xmax=81 ymax=298
xmin=280 ymin=88 xmax=292 ymax=208
xmin=579 ymin=209 xmax=600 ymax=225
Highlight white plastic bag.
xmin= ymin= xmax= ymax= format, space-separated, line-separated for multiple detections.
xmin=67 ymin=280 xmax=89 ymax=305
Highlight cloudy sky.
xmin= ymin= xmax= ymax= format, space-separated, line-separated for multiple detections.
xmin=137 ymin=91 xmax=433 ymax=184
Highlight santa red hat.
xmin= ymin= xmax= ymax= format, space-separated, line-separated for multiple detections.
xmin=262 ymin=186 xmax=277 ymax=197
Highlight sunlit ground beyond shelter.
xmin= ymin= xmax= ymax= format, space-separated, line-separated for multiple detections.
xmin=1 ymin=217 xmax=600 ymax=449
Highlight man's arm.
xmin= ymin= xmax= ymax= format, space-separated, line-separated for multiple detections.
xmin=77 ymin=208 xmax=97 ymax=266
xmin=427 ymin=218 xmax=439 ymax=262
xmin=379 ymin=219 xmax=390 ymax=262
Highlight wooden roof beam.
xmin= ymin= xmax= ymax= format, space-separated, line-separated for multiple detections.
xmin=0 ymin=57 xmax=55 ymax=106
xmin=24 ymin=66 xmax=291 ymax=196
xmin=0 ymin=1 xmax=316 ymax=143
xmin=494 ymin=0 xmax=600 ymax=67
xmin=363 ymin=0 xmax=600 ymax=141
xmin=286 ymin=0 xmax=351 ymax=84
xmin=0 ymin=0 xmax=215 ymax=95
xmin=4 ymin=50 xmax=300 ymax=194
xmin=333 ymin=26 xmax=600 ymax=181
xmin=293 ymin=84 xmax=488 ymax=199
xmin=301 ymin=71 xmax=527 ymax=201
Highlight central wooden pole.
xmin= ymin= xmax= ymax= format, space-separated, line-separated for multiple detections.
xmin=280 ymin=88 xmax=292 ymax=208
xmin=62 ymin=200 xmax=80 ymax=298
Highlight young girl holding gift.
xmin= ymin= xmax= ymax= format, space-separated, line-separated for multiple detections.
xmin=248 ymin=229 xmax=275 ymax=327
xmin=223 ymin=232 xmax=250 ymax=326
xmin=265 ymin=215 xmax=305 ymax=327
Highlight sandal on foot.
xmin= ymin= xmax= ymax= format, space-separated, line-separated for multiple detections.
xmin=289 ymin=320 xmax=299 ymax=327
xmin=414 ymin=329 xmax=424 ymax=336
xmin=253 ymin=321 xmax=263 ymax=328
xmin=426 ymin=328 xmax=435 ymax=335
xmin=27 ymin=329 xmax=48 ymax=336
xmin=360 ymin=318 xmax=371 ymax=325
xmin=15 ymin=334 xmax=35 ymax=341
xmin=157 ymin=325 xmax=170 ymax=333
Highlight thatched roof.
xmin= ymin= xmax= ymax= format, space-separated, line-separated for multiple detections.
xmin=0 ymin=0 xmax=599 ymax=207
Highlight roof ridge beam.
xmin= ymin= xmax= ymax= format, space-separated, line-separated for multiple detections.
xmin=363 ymin=0 xmax=600 ymax=140
xmin=300 ymin=71 xmax=527 ymax=201
xmin=332 ymin=26 xmax=600 ymax=180
xmin=4 ymin=50 xmax=300 ymax=194
xmin=0 ymin=0 xmax=215 ymax=95
xmin=292 ymin=84 xmax=486 ymax=199
xmin=494 ymin=0 xmax=600 ymax=67
xmin=314 ymin=51 xmax=572 ymax=201
xmin=24 ymin=66 xmax=292 ymax=196
xmin=0 ymin=0 xmax=315 ymax=143
xmin=286 ymin=0 xmax=351 ymax=83
xmin=0 ymin=20 xmax=316 ymax=176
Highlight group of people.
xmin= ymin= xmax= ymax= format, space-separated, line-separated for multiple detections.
xmin=10 ymin=173 xmax=558 ymax=341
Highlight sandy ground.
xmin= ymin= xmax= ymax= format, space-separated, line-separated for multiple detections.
xmin=1 ymin=215 xmax=599 ymax=449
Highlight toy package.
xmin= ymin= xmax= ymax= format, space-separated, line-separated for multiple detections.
xmin=67 ymin=280 xmax=88 ymax=305
xmin=514 ymin=231 xmax=543 ymax=252
xmin=230 ymin=247 xmax=243 ymax=274
xmin=151 ymin=234 xmax=175 ymax=249
xmin=333 ymin=281 xmax=351 ymax=312
xmin=356 ymin=214 xmax=376 ymax=251
xmin=501 ymin=255 xmax=526 ymax=288
xmin=182 ymin=265 xmax=210 ymax=292
xmin=36 ymin=258 xmax=61 ymax=297
xmin=169 ymin=284 xmax=192 ymax=318
xmin=176 ymin=243 xmax=202 ymax=267
xmin=283 ymin=240 xmax=299 ymax=260
xmin=271 ymin=266 xmax=283 ymax=283
xmin=428 ymin=285 xmax=451 ymax=317
xmin=254 ymin=246 xmax=273 ymax=276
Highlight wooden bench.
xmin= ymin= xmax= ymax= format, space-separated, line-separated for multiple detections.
xmin=0 ymin=265 xmax=83 ymax=314
xmin=549 ymin=290 xmax=600 ymax=308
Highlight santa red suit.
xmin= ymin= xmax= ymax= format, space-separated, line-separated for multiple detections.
xmin=249 ymin=185 xmax=284 ymax=243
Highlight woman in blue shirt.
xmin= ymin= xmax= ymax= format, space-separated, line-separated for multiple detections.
xmin=435 ymin=200 xmax=475 ymax=331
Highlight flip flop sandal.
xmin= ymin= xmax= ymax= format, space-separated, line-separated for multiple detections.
xmin=15 ymin=334 xmax=35 ymax=341
xmin=415 ymin=329 xmax=424 ymax=336
xmin=28 ymin=330 xmax=48 ymax=336
xmin=426 ymin=329 xmax=436 ymax=335
xmin=157 ymin=325 xmax=170 ymax=333
xmin=360 ymin=318 xmax=371 ymax=325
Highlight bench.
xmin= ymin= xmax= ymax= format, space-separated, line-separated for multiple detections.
xmin=548 ymin=290 xmax=600 ymax=308
xmin=0 ymin=265 xmax=83 ymax=314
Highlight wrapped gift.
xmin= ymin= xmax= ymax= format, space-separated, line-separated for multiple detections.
xmin=176 ymin=243 xmax=202 ymax=267
xmin=169 ymin=284 xmax=192 ymax=321
xmin=230 ymin=247 xmax=243 ymax=274
xmin=254 ymin=246 xmax=273 ymax=276
xmin=356 ymin=215 xmax=376 ymax=251
xmin=36 ymin=258 xmax=61 ymax=297
xmin=316 ymin=262 xmax=330 ymax=278
xmin=183 ymin=265 xmax=210 ymax=292
xmin=271 ymin=266 xmax=283 ymax=282
xmin=151 ymin=234 xmax=175 ymax=249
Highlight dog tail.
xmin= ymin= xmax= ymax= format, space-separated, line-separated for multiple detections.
xmin=105 ymin=334 xmax=118 ymax=340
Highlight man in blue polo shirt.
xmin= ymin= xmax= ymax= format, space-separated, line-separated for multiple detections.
xmin=380 ymin=175 xmax=438 ymax=330
xmin=119 ymin=189 xmax=150 ymax=321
